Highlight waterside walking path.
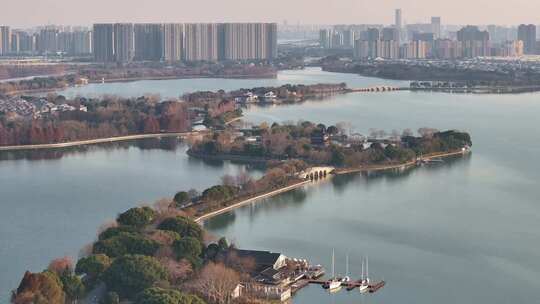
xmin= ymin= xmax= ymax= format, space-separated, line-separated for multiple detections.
xmin=0 ymin=132 xmax=201 ymax=151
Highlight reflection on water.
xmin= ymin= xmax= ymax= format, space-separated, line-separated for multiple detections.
xmin=205 ymin=155 xmax=469 ymax=232
xmin=0 ymin=138 xmax=182 ymax=161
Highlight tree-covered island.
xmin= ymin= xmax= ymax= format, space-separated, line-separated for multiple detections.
xmin=188 ymin=121 xmax=472 ymax=170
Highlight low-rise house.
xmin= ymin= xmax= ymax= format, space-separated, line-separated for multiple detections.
xmin=263 ymin=91 xmax=277 ymax=103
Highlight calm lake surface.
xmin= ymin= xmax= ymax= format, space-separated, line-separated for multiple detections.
xmin=2 ymin=68 xmax=540 ymax=303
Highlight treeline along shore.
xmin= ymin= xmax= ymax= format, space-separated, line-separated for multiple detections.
xmin=0 ymin=82 xmax=348 ymax=148
xmin=188 ymin=121 xmax=472 ymax=173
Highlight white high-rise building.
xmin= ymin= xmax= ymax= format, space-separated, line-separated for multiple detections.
xmin=163 ymin=23 xmax=183 ymax=62
xmin=0 ymin=26 xmax=11 ymax=55
xmin=184 ymin=23 xmax=219 ymax=62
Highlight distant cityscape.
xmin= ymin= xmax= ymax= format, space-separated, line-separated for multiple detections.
xmin=0 ymin=9 xmax=539 ymax=64
xmin=0 ymin=23 xmax=278 ymax=63
xmin=318 ymin=10 xmax=539 ymax=59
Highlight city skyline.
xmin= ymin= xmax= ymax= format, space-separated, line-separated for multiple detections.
xmin=2 ymin=0 xmax=540 ymax=28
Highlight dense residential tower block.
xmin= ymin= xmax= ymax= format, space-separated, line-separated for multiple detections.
xmin=184 ymin=23 xmax=219 ymax=62
xmin=162 ymin=23 xmax=183 ymax=62
xmin=93 ymin=23 xmax=115 ymax=62
xmin=113 ymin=23 xmax=135 ymax=63
xmin=134 ymin=23 xmax=163 ymax=61
xmin=457 ymin=26 xmax=490 ymax=57
xmin=222 ymin=23 xmax=277 ymax=60
xmin=0 ymin=26 xmax=11 ymax=55
xmin=37 ymin=27 xmax=59 ymax=55
xmin=518 ymin=24 xmax=537 ymax=55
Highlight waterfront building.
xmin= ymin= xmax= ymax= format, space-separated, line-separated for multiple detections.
xmin=184 ymin=23 xmax=219 ymax=62
xmin=93 ymin=23 xmax=115 ymax=62
xmin=134 ymin=23 xmax=163 ymax=61
xmin=114 ymin=23 xmax=135 ymax=63
xmin=0 ymin=26 xmax=11 ymax=55
xmin=457 ymin=26 xmax=490 ymax=57
xmin=162 ymin=23 xmax=183 ymax=62
xmin=517 ymin=24 xmax=537 ymax=55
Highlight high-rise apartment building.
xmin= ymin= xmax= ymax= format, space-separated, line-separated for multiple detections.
xmin=134 ymin=23 xmax=163 ymax=61
xmin=93 ymin=23 xmax=115 ymax=62
xmin=457 ymin=26 xmax=490 ymax=57
xmin=395 ymin=9 xmax=402 ymax=42
xmin=184 ymin=23 xmax=219 ymax=62
xmin=114 ymin=23 xmax=134 ymax=63
xmin=342 ymin=29 xmax=355 ymax=48
xmin=162 ymin=23 xmax=183 ymax=62
xmin=71 ymin=30 xmax=92 ymax=55
xmin=38 ymin=27 xmax=59 ymax=55
xmin=222 ymin=23 xmax=277 ymax=60
xmin=0 ymin=26 xmax=11 ymax=55
xmin=319 ymin=29 xmax=333 ymax=49
xmin=431 ymin=17 xmax=441 ymax=39
xmin=403 ymin=41 xmax=427 ymax=59
xmin=518 ymin=24 xmax=537 ymax=54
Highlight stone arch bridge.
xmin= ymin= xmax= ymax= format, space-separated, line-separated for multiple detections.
xmin=297 ymin=166 xmax=336 ymax=180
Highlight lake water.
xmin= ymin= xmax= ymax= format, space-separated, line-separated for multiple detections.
xmin=54 ymin=67 xmax=406 ymax=99
xmin=2 ymin=68 xmax=539 ymax=303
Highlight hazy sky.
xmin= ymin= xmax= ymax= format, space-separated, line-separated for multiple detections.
xmin=2 ymin=0 xmax=540 ymax=27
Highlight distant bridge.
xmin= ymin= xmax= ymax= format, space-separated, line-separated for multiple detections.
xmin=298 ymin=166 xmax=335 ymax=180
xmin=349 ymin=86 xmax=405 ymax=93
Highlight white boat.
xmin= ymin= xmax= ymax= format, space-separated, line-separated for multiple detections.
xmin=359 ymin=256 xmax=370 ymax=293
xmin=326 ymin=249 xmax=342 ymax=291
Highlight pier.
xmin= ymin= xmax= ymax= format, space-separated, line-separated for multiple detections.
xmin=306 ymin=279 xmax=386 ymax=294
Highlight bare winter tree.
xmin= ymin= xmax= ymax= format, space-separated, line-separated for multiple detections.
xmin=390 ymin=129 xmax=401 ymax=141
xmin=418 ymin=127 xmax=439 ymax=138
xmin=336 ymin=122 xmax=353 ymax=136
xmin=402 ymin=128 xmax=414 ymax=137
xmin=191 ymin=262 xmax=241 ymax=304
xmin=221 ymin=174 xmax=236 ymax=187
xmin=48 ymin=256 xmax=73 ymax=275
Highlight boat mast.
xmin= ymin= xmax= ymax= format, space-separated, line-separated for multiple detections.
xmin=346 ymin=254 xmax=349 ymax=277
xmin=366 ymin=256 xmax=369 ymax=280
xmin=332 ymin=249 xmax=335 ymax=278
xmin=361 ymin=258 xmax=364 ymax=280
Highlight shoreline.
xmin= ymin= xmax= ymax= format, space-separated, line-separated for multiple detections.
xmin=0 ymin=132 xmax=200 ymax=151
xmin=335 ymin=149 xmax=468 ymax=175
xmin=194 ymin=179 xmax=311 ymax=223
xmin=192 ymin=149 xmax=469 ymax=223
xmin=3 ymin=73 xmax=277 ymax=96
